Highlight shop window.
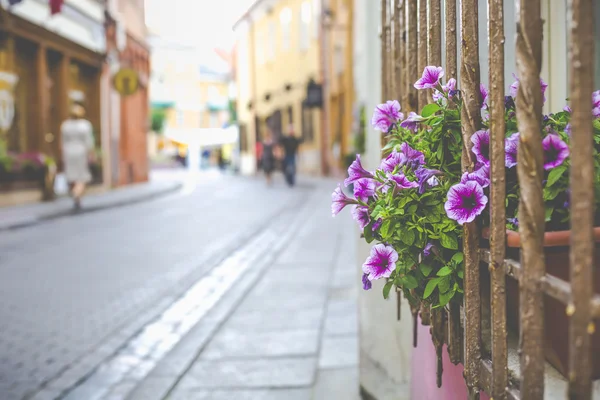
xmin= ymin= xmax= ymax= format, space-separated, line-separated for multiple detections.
xmin=301 ymin=104 xmax=314 ymax=143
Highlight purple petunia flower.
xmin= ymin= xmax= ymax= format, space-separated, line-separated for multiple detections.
xmin=400 ymin=112 xmax=424 ymax=132
xmin=504 ymin=132 xmax=519 ymax=168
xmin=384 ymin=173 xmax=419 ymax=195
xmin=344 ymin=154 xmax=374 ymax=187
xmin=443 ymin=78 xmax=457 ymax=95
xmin=380 ymin=150 xmax=405 ymax=173
xmin=362 ymin=244 xmax=399 ymax=281
xmin=565 ymin=123 xmax=571 ymax=136
xmin=507 ymin=217 xmax=519 ymax=228
xmin=331 ymin=185 xmax=358 ymax=216
xmin=372 ymin=218 xmax=383 ymax=231
xmin=509 ymin=74 xmax=548 ymax=103
xmin=444 ymin=181 xmax=489 ymax=225
xmin=592 ymin=91 xmax=600 ymax=118
xmin=542 ymin=134 xmax=570 ymax=170
xmin=415 ymin=167 xmax=442 ymax=194
xmin=400 ymin=142 xmax=425 ymax=170
xmin=353 ymin=178 xmax=377 ymax=202
xmin=460 ymin=165 xmax=490 ymax=188
xmin=352 ymin=205 xmax=371 ymax=229
xmin=432 ymin=90 xmax=444 ymax=102
xmin=362 ymin=273 xmax=372 ymax=290
xmin=564 ymin=105 xmax=572 ymax=113
xmin=480 ymin=83 xmax=489 ymax=109
xmin=414 ymin=66 xmax=444 ymax=90
xmin=470 ymin=130 xmax=491 ymax=167
xmin=423 ymin=242 xmax=436 ymax=258
xmin=371 ymin=100 xmax=404 ymax=133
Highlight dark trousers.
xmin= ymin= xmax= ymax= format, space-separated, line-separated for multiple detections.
xmin=283 ymin=155 xmax=296 ymax=186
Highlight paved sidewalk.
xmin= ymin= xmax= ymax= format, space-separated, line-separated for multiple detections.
xmin=0 ymin=173 xmax=183 ymax=231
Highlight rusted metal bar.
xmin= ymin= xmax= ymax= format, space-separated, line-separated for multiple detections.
xmin=417 ymin=0 xmax=427 ymax=110
xmin=488 ymin=0 xmax=507 ymax=398
xmin=592 ymin=298 xmax=600 ymax=319
xmin=460 ymin=0 xmax=482 ymax=397
xmin=410 ymin=299 xmax=419 ymax=347
xmin=381 ymin=0 xmax=388 ymax=101
xmin=480 ymin=359 xmax=521 ymax=400
xmin=396 ymin=288 xmax=402 ymax=320
xmin=395 ymin=0 xmax=405 ymax=103
xmin=445 ymin=0 xmax=457 ymax=79
xmin=515 ymin=0 xmax=545 ymax=398
xmin=427 ymin=0 xmax=441 ymax=67
xmin=447 ymin=302 xmax=462 ymax=364
xmin=431 ymin=307 xmax=445 ymax=387
xmin=479 ymin=249 xmax=522 ymax=280
xmin=420 ymin=302 xmax=431 ymax=325
xmin=407 ymin=0 xmax=418 ymax=111
xmin=568 ymin=1 xmax=595 ymax=398
xmin=386 ymin=0 xmax=393 ymax=99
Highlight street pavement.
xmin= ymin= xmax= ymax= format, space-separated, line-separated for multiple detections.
xmin=0 ymin=171 xmax=359 ymax=400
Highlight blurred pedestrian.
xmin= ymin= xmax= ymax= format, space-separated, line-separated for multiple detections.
xmin=279 ymin=124 xmax=303 ymax=187
xmin=60 ymin=103 xmax=95 ymax=210
xmin=261 ymin=128 xmax=276 ymax=186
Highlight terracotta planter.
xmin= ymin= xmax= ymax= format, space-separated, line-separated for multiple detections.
xmin=483 ymin=228 xmax=600 ymax=378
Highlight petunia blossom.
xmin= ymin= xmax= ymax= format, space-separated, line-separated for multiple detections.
xmin=444 ymin=181 xmax=488 ymax=225
xmin=384 ymin=173 xmax=419 ymax=195
xmin=460 ymin=165 xmax=490 ymax=188
xmin=344 ymin=154 xmax=374 ymax=186
xmin=414 ymin=66 xmax=444 ymax=90
xmin=352 ymin=205 xmax=371 ymax=229
xmin=470 ymin=130 xmax=491 ymax=167
xmin=400 ymin=112 xmax=424 ymax=132
xmin=542 ymin=134 xmax=570 ymax=170
xmin=362 ymin=244 xmax=399 ymax=281
xmin=563 ymin=105 xmax=572 ymax=113
xmin=432 ymin=90 xmax=444 ymax=102
xmin=443 ymin=78 xmax=457 ymax=95
xmin=331 ymin=185 xmax=358 ymax=216
xmin=362 ymin=273 xmax=372 ymax=290
xmin=400 ymin=142 xmax=425 ymax=170
xmin=372 ymin=218 xmax=383 ymax=231
xmin=504 ymin=132 xmax=519 ymax=168
xmin=415 ymin=167 xmax=442 ymax=194
xmin=423 ymin=242 xmax=436 ymax=258
xmin=593 ymin=90 xmax=600 ymax=118
xmin=509 ymin=74 xmax=548 ymax=103
xmin=380 ymin=150 xmax=405 ymax=173
xmin=371 ymin=100 xmax=404 ymax=133
xmin=480 ymin=84 xmax=489 ymax=109
xmin=353 ymin=178 xmax=378 ymax=202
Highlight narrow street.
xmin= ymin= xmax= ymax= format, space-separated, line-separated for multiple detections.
xmin=0 ymin=172 xmax=358 ymax=400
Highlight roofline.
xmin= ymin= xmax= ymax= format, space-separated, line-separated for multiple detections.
xmin=232 ymin=0 xmax=265 ymax=31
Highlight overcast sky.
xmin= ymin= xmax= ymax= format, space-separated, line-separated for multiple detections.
xmin=145 ymin=0 xmax=255 ymax=50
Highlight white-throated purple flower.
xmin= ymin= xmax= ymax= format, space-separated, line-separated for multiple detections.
xmin=344 ymin=154 xmax=374 ymax=187
xmin=414 ymin=66 xmax=444 ymax=90
xmin=565 ymin=123 xmax=571 ymax=136
xmin=542 ymin=134 xmax=570 ymax=170
xmin=505 ymin=132 xmax=519 ymax=168
xmin=509 ymin=74 xmax=548 ymax=103
xmin=354 ymin=178 xmax=377 ymax=202
xmin=443 ymin=78 xmax=457 ymax=96
xmin=380 ymin=150 xmax=406 ymax=173
xmin=362 ymin=273 xmax=372 ymax=290
xmin=423 ymin=242 xmax=437 ymax=258
xmin=371 ymin=100 xmax=403 ymax=133
xmin=400 ymin=142 xmax=425 ymax=170
xmin=444 ymin=181 xmax=488 ymax=225
xmin=592 ymin=91 xmax=600 ymax=118
xmin=331 ymin=185 xmax=358 ymax=216
xmin=470 ymin=130 xmax=491 ymax=167
xmin=400 ymin=112 xmax=424 ymax=132
xmin=460 ymin=165 xmax=490 ymax=188
xmin=362 ymin=244 xmax=399 ymax=281
xmin=480 ymin=83 xmax=489 ymax=109
xmin=352 ymin=205 xmax=371 ymax=229
xmin=415 ymin=167 xmax=442 ymax=194
xmin=507 ymin=217 xmax=519 ymax=228
xmin=432 ymin=90 xmax=444 ymax=102
xmin=383 ymin=173 xmax=419 ymax=195
xmin=564 ymin=105 xmax=572 ymax=113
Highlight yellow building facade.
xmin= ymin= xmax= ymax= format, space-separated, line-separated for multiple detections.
xmin=234 ymin=0 xmax=325 ymax=175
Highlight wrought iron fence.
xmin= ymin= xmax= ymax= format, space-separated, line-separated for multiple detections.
xmin=379 ymin=0 xmax=597 ymax=398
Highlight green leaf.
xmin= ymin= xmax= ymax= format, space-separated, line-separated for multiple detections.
xmin=423 ymin=277 xmax=440 ymax=299
xmin=545 ymin=207 xmax=554 ymax=222
xmin=421 ymin=103 xmax=441 ymax=118
xmin=401 ymin=229 xmax=416 ymax=246
xmin=457 ymin=270 xmax=464 ymax=279
xmin=440 ymin=233 xmax=459 ymax=250
xmin=436 ymin=266 xmax=453 ymax=277
xmin=371 ymin=205 xmax=384 ymax=219
xmin=451 ymin=252 xmax=464 ymax=264
xmin=383 ymin=281 xmax=394 ymax=299
xmin=402 ymin=275 xmax=419 ymax=289
xmin=438 ymin=289 xmax=455 ymax=307
xmin=546 ymin=165 xmax=567 ymax=187
xmin=363 ymin=223 xmax=375 ymax=243
xmin=380 ymin=220 xmax=392 ymax=238
xmin=438 ymin=276 xmax=451 ymax=293
xmin=419 ymin=263 xmax=433 ymax=277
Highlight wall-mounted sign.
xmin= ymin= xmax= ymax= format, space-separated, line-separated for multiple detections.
xmin=304 ymin=79 xmax=323 ymax=108
xmin=113 ymin=68 xmax=139 ymax=96
xmin=0 ymin=71 xmax=19 ymax=133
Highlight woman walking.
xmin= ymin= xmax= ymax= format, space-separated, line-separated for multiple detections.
xmin=261 ymin=129 xmax=276 ymax=186
xmin=60 ymin=104 xmax=95 ymax=210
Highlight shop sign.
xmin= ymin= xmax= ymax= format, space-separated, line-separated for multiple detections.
xmin=113 ymin=68 xmax=139 ymax=96
xmin=304 ymin=79 xmax=323 ymax=109
xmin=0 ymin=71 xmax=18 ymax=133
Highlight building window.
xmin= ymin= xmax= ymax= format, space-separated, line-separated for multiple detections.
xmin=312 ymin=0 xmax=320 ymax=39
xmin=268 ymin=21 xmax=277 ymax=60
xmin=209 ymin=112 xmax=219 ymax=128
xmin=256 ymin=29 xmax=265 ymax=65
xmin=280 ymin=8 xmax=292 ymax=51
xmin=176 ymin=110 xmax=184 ymax=127
xmin=299 ymin=1 xmax=311 ymax=51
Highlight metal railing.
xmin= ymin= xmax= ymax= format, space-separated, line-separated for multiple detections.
xmin=380 ymin=0 xmax=597 ymax=398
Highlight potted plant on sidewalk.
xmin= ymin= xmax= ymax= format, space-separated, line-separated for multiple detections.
xmin=331 ymin=65 xmax=600 ymax=378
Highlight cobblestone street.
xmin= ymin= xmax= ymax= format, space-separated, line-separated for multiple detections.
xmin=0 ymin=172 xmax=359 ymax=400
